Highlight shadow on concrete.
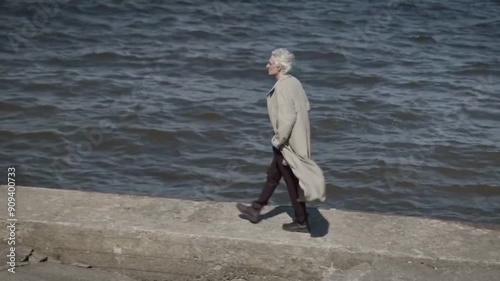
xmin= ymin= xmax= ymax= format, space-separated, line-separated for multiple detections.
xmin=258 ymin=206 xmax=329 ymax=238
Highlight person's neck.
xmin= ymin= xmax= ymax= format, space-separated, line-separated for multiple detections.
xmin=275 ymin=72 xmax=289 ymax=81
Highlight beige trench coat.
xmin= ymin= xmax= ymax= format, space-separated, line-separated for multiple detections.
xmin=267 ymin=75 xmax=326 ymax=202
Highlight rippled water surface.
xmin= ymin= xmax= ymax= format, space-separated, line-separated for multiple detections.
xmin=0 ymin=0 xmax=499 ymax=224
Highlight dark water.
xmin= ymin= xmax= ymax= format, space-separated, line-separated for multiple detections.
xmin=1 ymin=0 xmax=499 ymax=224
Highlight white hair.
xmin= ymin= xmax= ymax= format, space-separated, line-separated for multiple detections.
xmin=271 ymin=48 xmax=295 ymax=74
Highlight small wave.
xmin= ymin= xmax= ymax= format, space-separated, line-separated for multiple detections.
xmin=198 ymin=129 xmax=230 ymax=143
xmin=433 ymin=166 xmax=487 ymax=179
xmin=337 ymin=73 xmax=386 ymax=86
xmin=293 ymin=50 xmax=347 ymax=62
xmin=442 ymin=184 xmax=500 ymax=197
xmin=36 ymin=30 xmax=87 ymax=46
xmin=390 ymin=110 xmax=422 ymax=122
xmin=228 ymin=31 xmax=252 ymax=39
xmin=186 ymin=56 xmax=232 ymax=67
xmin=115 ymin=141 xmax=144 ymax=156
xmin=185 ymin=29 xmax=226 ymax=41
xmin=125 ymin=18 xmax=165 ymax=29
xmin=125 ymin=127 xmax=209 ymax=145
xmin=0 ymin=101 xmax=25 ymax=111
xmin=410 ymin=35 xmax=436 ymax=44
xmin=21 ymin=82 xmax=61 ymax=93
xmin=5 ymin=129 xmax=62 ymax=142
xmin=45 ymin=55 xmax=73 ymax=65
xmin=172 ymin=0 xmax=197 ymax=7
xmin=468 ymin=19 xmax=500 ymax=29
xmin=79 ymin=51 xmax=139 ymax=62
xmin=146 ymin=168 xmax=198 ymax=182
xmin=77 ymin=2 xmax=121 ymax=15
xmin=396 ymin=1 xmax=417 ymax=9
xmin=451 ymin=62 xmax=497 ymax=76
xmin=192 ymin=112 xmax=225 ymax=120
xmin=317 ymin=18 xmax=347 ymax=27
xmin=396 ymin=81 xmax=423 ymax=89
xmin=0 ymin=130 xmax=16 ymax=138
xmin=126 ymin=127 xmax=180 ymax=144
xmin=2 ymin=139 xmax=33 ymax=151
xmin=203 ymin=68 xmax=262 ymax=80
xmin=164 ymin=97 xmax=196 ymax=107
xmin=28 ymin=104 xmax=60 ymax=115
xmin=338 ymin=166 xmax=392 ymax=181
xmin=466 ymin=62 xmax=492 ymax=69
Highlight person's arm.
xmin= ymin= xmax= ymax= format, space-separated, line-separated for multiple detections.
xmin=272 ymin=84 xmax=297 ymax=148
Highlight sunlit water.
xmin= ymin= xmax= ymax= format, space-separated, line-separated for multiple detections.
xmin=0 ymin=0 xmax=499 ymax=224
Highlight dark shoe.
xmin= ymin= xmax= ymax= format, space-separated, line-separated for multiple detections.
xmin=236 ymin=203 xmax=261 ymax=224
xmin=282 ymin=221 xmax=310 ymax=233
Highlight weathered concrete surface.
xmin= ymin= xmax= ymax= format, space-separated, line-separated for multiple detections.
xmin=1 ymin=258 xmax=500 ymax=281
xmin=321 ymin=259 xmax=500 ymax=281
xmin=0 ymin=185 xmax=499 ymax=281
xmin=0 ymin=263 xmax=138 ymax=281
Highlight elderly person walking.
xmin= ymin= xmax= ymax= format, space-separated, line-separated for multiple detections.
xmin=236 ymin=48 xmax=326 ymax=233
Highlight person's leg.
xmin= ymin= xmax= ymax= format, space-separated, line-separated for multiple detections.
xmin=298 ymin=188 xmax=308 ymax=223
xmin=236 ymin=147 xmax=282 ymax=223
xmin=252 ymin=147 xmax=283 ymax=210
xmin=279 ymin=162 xmax=307 ymax=224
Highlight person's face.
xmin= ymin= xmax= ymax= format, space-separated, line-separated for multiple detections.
xmin=266 ymin=56 xmax=281 ymax=76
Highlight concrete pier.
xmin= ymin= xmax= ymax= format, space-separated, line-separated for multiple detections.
xmin=0 ymin=185 xmax=499 ymax=280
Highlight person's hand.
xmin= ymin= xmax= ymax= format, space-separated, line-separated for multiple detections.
xmin=282 ymin=159 xmax=288 ymax=166
xmin=271 ymin=135 xmax=280 ymax=149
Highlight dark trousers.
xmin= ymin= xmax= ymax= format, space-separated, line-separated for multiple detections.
xmin=252 ymin=147 xmax=308 ymax=223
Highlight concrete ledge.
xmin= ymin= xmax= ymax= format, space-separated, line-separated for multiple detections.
xmin=1 ymin=186 xmax=499 ymax=280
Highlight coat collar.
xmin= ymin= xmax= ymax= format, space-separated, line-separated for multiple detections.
xmin=267 ymin=75 xmax=293 ymax=96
